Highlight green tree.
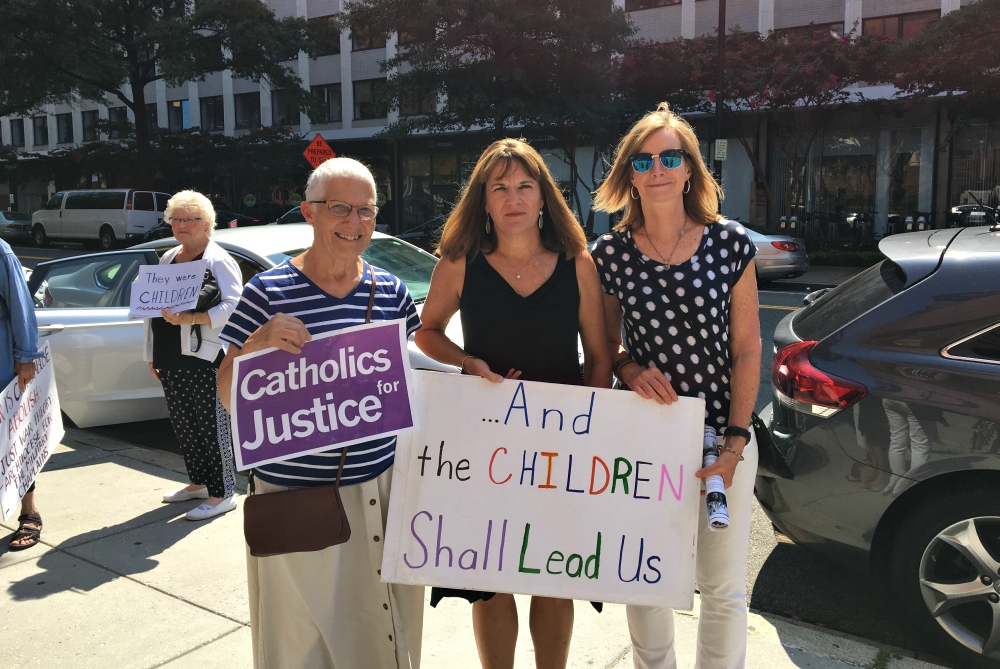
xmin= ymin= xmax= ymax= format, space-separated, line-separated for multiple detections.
xmin=0 ymin=0 xmax=339 ymax=180
xmin=892 ymin=0 xmax=1000 ymax=121
xmin=345 ymin=0 xmax=634 ymax=232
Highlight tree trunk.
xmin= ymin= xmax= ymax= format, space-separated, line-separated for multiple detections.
xmin=127 ymin=74 xmax=155 ymax=188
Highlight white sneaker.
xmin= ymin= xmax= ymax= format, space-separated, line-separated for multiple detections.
xmin=185 ymin=496 xmax=238 ymax=521
xmin=162 ymin=487 xmax=209 ymax=503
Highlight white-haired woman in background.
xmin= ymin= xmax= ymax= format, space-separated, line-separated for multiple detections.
xmin=144 ymin=190 xmax=243 ymax=520
xmin=217 ymin=158 xmax=424 ymax=669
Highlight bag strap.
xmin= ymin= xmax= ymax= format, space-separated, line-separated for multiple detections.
xmin=332 ymin=264 xmax=377 ymax=489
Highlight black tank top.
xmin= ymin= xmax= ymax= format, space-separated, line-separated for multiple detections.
xmin=460 ymin=252 xmax=583 ymax=386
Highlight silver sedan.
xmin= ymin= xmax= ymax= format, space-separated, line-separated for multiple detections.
xmin=28 ymin=224 xmax=462 ymax=428
xmin=742 ymin=224 xmax=809 ymax=281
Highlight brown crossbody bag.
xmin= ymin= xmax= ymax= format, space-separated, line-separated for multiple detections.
xmin=243 ymin=270 xmax=377 ymax=557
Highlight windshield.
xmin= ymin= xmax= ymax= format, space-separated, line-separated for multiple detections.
xmin=264 ymin=237 xmax=438 ymax=302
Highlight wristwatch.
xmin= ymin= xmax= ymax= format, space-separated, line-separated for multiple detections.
xmin=723 ymin=425 xmax=752 ymax=443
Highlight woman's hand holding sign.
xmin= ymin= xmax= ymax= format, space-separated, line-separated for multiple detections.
xmin=218 ymin=313 xmax=312 ymax=412
xmin=243 ymin=313 xmax=313 ymax=355
xmin=462 ymin=356 xmax=521 ymax=384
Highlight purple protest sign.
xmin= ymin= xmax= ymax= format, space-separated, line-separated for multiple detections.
xmin=230 ymin=320 xmax=417 ymax=471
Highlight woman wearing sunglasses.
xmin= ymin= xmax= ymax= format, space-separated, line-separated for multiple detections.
xmin=592 ymin=102 xmax=761 ymax=669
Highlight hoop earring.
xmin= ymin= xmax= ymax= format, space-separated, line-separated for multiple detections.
xmin=485 ymin=213 xmax=492 ymax=234
xmin=538 ymin=208 xmax=544 ymax=229
xmin=683 ymin=180 xmax=691 ymax=194
xmin=630 ymin=186 xmax=640 ymax=200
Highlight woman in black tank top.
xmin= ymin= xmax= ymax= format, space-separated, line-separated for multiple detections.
xmin=415 ymin=139 xmax=611 ymax=669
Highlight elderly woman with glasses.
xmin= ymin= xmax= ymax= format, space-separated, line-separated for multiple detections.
xmin=592 ymin=103 xmax=761 ymax=669
xmin=217 ymin=157 xmax=424 ymax=669
xmin=143 ymin=190 xmax=243 ymax=520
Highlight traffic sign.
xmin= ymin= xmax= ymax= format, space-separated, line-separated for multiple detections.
xmin=290 ymin=193 xmax=302 ymax=206
xmin=243 ymin=193 xmax=257 ymax=208
xmin=714 ymin=139 xmax=728 ymax=162
xmin=303 ymin=135 xmax=336 ymax=169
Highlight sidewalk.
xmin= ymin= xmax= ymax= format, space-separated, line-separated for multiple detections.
xmin=767 ymin=266 xmax=868 ymax=291
xmin=1 ymin=429 xmax=947 ymax=669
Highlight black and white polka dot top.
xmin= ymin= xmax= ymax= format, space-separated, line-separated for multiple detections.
xmin=592 ymin=220 xmax=756 ymax=428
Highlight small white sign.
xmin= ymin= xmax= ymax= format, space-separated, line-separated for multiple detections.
xmin=128 ymin=260 xmax=208 ymax=320
xmin=714 ymin=139 xmax=728 ymax=161
xmin=0 ymin=342 xmax=64 ymax=520
xmin=382 ymin=372 xmax=705 ymax=608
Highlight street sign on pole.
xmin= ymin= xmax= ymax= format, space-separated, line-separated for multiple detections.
xmin=715 ymin=139 xmax=728 ymax=162
xmin=303 ymin=135 xmax=336 ymax=169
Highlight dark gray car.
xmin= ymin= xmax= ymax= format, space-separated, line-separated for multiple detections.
xmin=755 ymin=225 xmax=1000 ymax=668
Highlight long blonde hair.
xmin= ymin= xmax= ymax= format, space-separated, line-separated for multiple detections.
xmin=593 ymin=102 xmax=722 ymax=230
xmin=437 ymin=138 xmax=587 ymax=261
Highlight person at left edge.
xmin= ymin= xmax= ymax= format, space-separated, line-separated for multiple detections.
xmin=2 ymin=240 xmax=45 ymax=551
xmin=144 ymin=190 xmax=242 ymax=521
xmin=217 ymin=157 xmax=424 ymax=669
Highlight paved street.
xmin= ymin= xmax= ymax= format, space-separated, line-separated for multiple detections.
xmin=4 ymin=242 xmax=956 ymax=666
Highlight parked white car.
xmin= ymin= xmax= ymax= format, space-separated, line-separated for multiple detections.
xmin=28 ymin=225 xmax=461 ymax=428
xmin=31 ymin=189 xmax=172 ymax=250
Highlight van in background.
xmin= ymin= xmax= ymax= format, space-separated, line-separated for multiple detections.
xmin=31 ymin=190 xmax=172 ymax=250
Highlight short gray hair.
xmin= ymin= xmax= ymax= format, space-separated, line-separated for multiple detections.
xmin=164 ymin=190 xmax=216 ymax=237
xmin=304 ymin=157 xmax=377 ymax=201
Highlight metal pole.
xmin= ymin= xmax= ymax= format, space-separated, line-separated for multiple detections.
xmin=715 ymin=0 xmax=726 ymax=186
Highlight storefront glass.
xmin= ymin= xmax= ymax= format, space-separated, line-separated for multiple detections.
xmin=813 ymin=130 xmax=877 ymax=246
xmin=949 ymin=123 xmax=1000 ymax=227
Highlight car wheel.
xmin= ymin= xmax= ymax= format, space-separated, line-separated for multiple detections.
xmin=32 ymin=225 xmax=49 ymax=248
xmin=889 ymin=485 xmax=1000 ymax=668
xmin=99 ymin=226 xmax=116 ymax=251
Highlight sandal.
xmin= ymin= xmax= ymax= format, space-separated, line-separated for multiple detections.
xmin=9 ymin=512 xmax=42 ymax=551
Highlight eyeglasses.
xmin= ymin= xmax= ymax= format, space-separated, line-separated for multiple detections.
xmin=307 ymin=199 xmax=379 ymax=221
xmin=168 ymin=217 xmax=203 ymax=226
xmin=629 ymin=149 xmax=688 ymax=173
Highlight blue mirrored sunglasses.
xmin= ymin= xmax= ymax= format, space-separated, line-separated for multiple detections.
xmin=630 ymin=149 xmax=688 ymax=173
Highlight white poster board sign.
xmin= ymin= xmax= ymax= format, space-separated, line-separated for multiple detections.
xmin=0 ymin=342 xmax=64 ymax=520
xmin=382 ymin=371 xmax=704 ymax=609
xmin=128 ymin=260 xmax=208 ymax=320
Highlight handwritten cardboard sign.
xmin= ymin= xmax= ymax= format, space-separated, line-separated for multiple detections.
xmin=128 ymin=260 xmax=208 ymax=320
xmin=230 ymin=320 xmax=418 ymax=471
xmin=382 ymin=372 xmax=705 ymax=608
xmin=0 ymin=342 xmax=65 ymax=520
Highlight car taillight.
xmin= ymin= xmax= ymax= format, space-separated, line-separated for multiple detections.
xmin=125 ymin=195 xmax=133 ymax=210
xmin=771 ymin=241 xmax=800 ymax=252
xmin=228 ymin=219 xmax=238 ymax=228
xmin=772 ymin=341 xmax=866 ymax=417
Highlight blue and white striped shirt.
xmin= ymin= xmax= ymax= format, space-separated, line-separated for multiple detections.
xmin=220 ymin=260 xmax=421 ymax=488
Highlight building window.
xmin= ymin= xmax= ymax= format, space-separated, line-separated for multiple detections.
xmin=400 ymin=92 xmax=436 ymax=117
xmin=56 ymin=113 xmax=74 ymax=144
xmin=353 ymin=79 xmax=386 ymax=120
xmin=777 ymin=22 xmax=845 ymax=39
xmin=200 ymin=95 xmax=225 ymax=131
xmin=275 ymin=47 xmax=299 ymax=62
xmin=108 ymin=106 xmax=129 ymax=139
xmin=624 ymin=0 xmax=679 ymax=10
xmin=309 ymin=16 xmax=340 ymax=56
xmin=146 ymin=103 xmax=158 ymax=129
xmin=352 ymin=28 xmax=386 ymax=51
xmin=398 ymin=29 xmax=432 ymax=46
xmin=33 ymin=116 xmax=49 ymax=146
xmin=863 ymin=10 xmax=939 ymax=40
xmin=168 ymin=100 xmax=190 ymax=132
xmin=10 ymin=119 xmax=25 ymax=147
xmin=271 ymin=90 xmax=293 ymax=126
xmin=311 ymin=84 xmax=342 ymax=123
xmin=82 ymin=111 xmax=99 ymax=141
xmin=234 ymin=93 xmax=261 ymax=130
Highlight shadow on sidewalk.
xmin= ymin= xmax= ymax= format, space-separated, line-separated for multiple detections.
xmin=3 ymin=505 xmax=212 ymax=601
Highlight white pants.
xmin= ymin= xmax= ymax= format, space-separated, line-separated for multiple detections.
xmin=246 ymin=467 xmax=424 ymax=669
xmin=882 ymin=399 xmax=931 ymax=494
xmin=626 ymin=433 xmax=758 ymax=669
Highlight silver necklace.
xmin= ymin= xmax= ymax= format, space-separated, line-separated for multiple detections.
xmin=497 ymin=244 xmax=542 ymax=280
xmin=643 ymin=218 xmax=689 ymax=267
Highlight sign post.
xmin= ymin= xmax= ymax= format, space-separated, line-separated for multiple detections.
xmin=303 ymin=135 xmax=336 ymax=169
xmin=382 ymin=372 xmax=705 ymax=608
xmin=0 ymin=342 xmax=64 ymax=520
